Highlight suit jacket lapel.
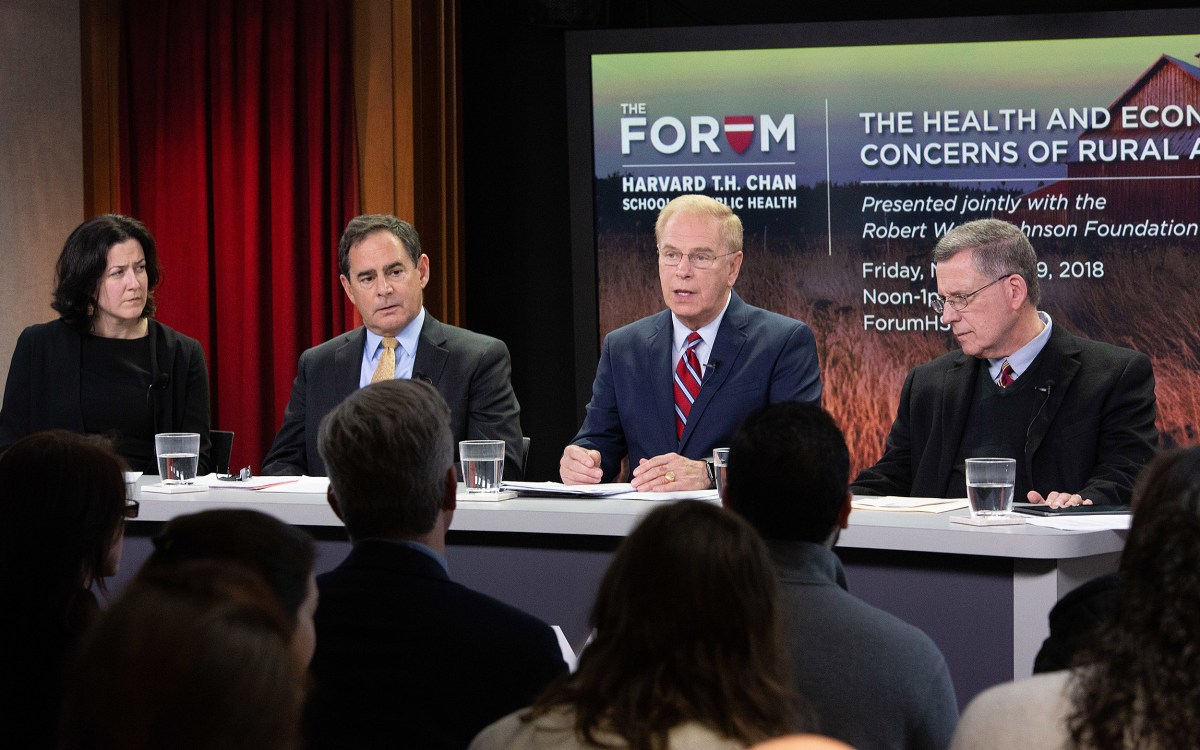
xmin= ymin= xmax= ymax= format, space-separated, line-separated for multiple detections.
xmin=679 ymin=296 xmax=746 ymax=451
xmin=334 ymin=328 xmax=368 ymax=396
xmin=646 ymin=313 xmax=678 ymax=451
xmin=413 ymin=314 xmax=449 ymax=384
xmin=936 ymin=352 xmax=978 ymax=496
xmin=1025 ymin=327 xmax=1080 ymax=462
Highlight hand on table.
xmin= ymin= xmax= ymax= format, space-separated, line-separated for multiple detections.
xmin=631 ymin=453 xmax=710 ymax=491
xmin=1027 ymin=490 xmax=1093 ymax=508
xmin=560 ymin=445 xmax=603 ymax=484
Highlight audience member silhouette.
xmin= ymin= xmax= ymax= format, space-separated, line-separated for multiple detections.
xmin=0 ymin=430 xmax=130 ymax=749
xmin=470 ymin=499 xmax=805 ymax=750
xmin=58 ymin=560 xmax=306 ymax=750
xmin=951 ymin=446 xmax=1200 ymax=749
xmin=139 ymin=508 xmax=318 ymax=667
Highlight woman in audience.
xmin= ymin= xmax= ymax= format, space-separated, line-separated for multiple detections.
xmin=0 ymin=430 xmax=131 ymax=749
xmin=0 ymin=213 xmax=211 ymax=473
xmin=950 ymin=446 xmax=1200 ymax=750
xmin=470 ymin=499 xmax=805 ymax=750
xmin=58 ymin=560 xmax=307 ymax=750
xmin=138 ymin=508 xmax=319 ymax=668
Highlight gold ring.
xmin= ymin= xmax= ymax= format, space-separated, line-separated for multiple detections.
xmin=665 ymin=471 xmax=676 ymax=482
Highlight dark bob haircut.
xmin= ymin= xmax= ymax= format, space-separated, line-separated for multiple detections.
xmin=52 ymin=214 xmax=161 ymax=328
xmin=143 ymin=509 xmax=316 ymax=628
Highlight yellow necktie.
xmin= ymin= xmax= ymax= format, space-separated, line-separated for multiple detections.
xmin=371 ymin=337 xmax=398 ymax=383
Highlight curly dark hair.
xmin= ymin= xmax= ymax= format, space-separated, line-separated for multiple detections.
xmin=51 ymin=214 xmax=161 ymax=328
xmin=1067 ymin=446 xmax=1200 ymax=750
xmin=525 ymin=500 xmax=805 ymax=748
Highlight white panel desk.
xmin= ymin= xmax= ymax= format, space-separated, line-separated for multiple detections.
xmin=129 ymin=481 xmax=1125 ymax=706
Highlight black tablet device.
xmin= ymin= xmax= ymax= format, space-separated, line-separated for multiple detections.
xmin=1012 ymin=503 xmax=1130 ymax=517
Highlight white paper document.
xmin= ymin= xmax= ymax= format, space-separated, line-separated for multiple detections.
xmin=502 ymin=481 xmax=635 ymax=497
xmin=1024 ymin=515 xmax=1132 ymax=531
xmin=851 ymin=496 xmax=970 ymax=513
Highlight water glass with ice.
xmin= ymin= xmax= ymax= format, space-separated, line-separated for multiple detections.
xmin=155 ymin=432 xmax=201 ymax=485
xmin=460 ymin=440 xmax=505 ymax=493
xmin=965 ymin=457 xmax=1016 ymax=518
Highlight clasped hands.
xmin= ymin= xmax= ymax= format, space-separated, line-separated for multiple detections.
xmin=559 ymin=445 xmax=711 ymax=491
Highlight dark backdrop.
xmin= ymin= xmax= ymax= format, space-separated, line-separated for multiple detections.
xmin=460 ymin=0 xmax=1192 ymax=481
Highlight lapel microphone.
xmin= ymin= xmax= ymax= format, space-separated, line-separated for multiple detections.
xmin=703 ymin=359 xmax=721 ymax=382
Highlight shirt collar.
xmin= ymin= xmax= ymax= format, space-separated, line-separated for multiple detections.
xmin=989 ymin=310 xmax=1052 ymax=382
xmin=671 ymin=292 xmax=731 ymax=353
xmin=365 ymin=307 xmax=426 ymax=361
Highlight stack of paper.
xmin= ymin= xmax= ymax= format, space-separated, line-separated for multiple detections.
xmin=851 ymin=496 xmax=970 ymax=514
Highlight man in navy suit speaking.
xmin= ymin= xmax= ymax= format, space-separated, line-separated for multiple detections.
xmin=560 ymin=194 xmax=822 ymax=491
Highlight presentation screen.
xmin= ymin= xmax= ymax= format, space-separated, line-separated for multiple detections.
xmin=566 ymin=11 xmax=1200 ymax=476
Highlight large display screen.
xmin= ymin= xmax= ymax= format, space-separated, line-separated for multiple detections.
xmin=566 ymin=11 xmax=1200 ymax=476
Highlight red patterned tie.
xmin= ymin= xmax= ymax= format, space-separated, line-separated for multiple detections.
xmin=999 ymin=360 xmax=1016 ymax=388
xmin=674 ymin=332 xmax=703 ymax=439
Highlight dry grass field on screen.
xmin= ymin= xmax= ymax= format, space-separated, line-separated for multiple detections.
xmin=597 ymin=231 xmax=1200 ymax=479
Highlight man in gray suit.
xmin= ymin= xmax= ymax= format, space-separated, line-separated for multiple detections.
xmin=724 ymin=401 xmax=958 ymax=750
xmin=263 ymin=214 xmax=522 ymax=477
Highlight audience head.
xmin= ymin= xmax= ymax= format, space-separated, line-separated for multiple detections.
xmin=318 ymin=379 xmax=454 ymax=542
xmin=0 ymin=430 xmax=130 ymax=607
xmin=1068 ymin=446 xmax=1200 ymax=750
xmin=51 ymin=214 xmax=161 ymax=329
xmin=725 ymin=402 xmax=851 ymax=545
xmin=532 ymin=500 xmax=800 ymax=747
xmin=59 ymin=560 xmax=305 ymax=750
xmin=141 ymin=509 xmax=318 ymax=668
xmin=750 ymin=735 xmax=855 ymax=750
xmin=932 ymin=217 xmax=1040 ymax=308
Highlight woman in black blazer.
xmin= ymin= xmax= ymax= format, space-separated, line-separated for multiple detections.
xmin=0 ymin=214 xmax=211 ymax=473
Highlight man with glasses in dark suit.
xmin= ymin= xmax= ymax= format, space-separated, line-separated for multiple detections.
xmin=852 ymin=218 xmax=1157 ymax=507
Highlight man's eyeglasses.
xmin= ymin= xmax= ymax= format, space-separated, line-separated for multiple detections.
xmin=930 ymin=274 xmax=1013 ymax=315
xmin=658 ymin=249 xmax=736 ymax=270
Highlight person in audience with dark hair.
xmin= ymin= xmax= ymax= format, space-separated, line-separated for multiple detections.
xmin=138 ymin=508 xmax=319 ymax=668
xmin=58 ymin=560 xmax=306 ymax=750
xmin=0 ymin=430 xmax=132 ymax=749
xmin=725 ymin=402 xmax=958 ymax=750
xmin=307 ymin=379 xmax=565 ymax=750
xmin=0 ymin=214 xmax=212 ymax=473
xmin=950 ymin=445 xmax=1200 ymax=750
xmin=470 ymin=499 xmax=805 ymax=750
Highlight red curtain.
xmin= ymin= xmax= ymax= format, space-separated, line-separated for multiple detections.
xmin=119 ymin=0 xmax=359 ymax=470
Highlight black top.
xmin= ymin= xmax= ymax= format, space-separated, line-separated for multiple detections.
xmin=80 ymin=334 xmax=156 ymax=472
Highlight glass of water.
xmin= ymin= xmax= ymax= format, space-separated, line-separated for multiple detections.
xmin=712 ymin=447 xmax=730 ymax=500
xmin=965 ymin=458 xmax=1016 ymax=518
xmin=155 ymin=432 xmax=201 ymax=485
xmin=460 ymin=440 xmax=505 ymax=493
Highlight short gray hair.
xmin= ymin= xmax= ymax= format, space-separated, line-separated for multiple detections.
xmin=932 ymin=218 xmax=1040 ymax=307
xmin=317 ymin=379 xmax=453 ymax=540
xmin=337 ymin=214 xmax=423 ymax=277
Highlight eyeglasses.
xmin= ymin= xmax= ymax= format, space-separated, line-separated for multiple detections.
xmin=658 ymin=249 xmax=736 ymax=270
xmin=930 ymin=274 xmax=1013 ymax=315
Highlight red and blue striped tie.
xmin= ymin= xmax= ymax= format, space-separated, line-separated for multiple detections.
xmin=674 ymin=332 xmax=703 ymax=439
